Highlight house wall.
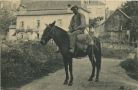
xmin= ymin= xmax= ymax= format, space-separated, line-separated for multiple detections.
xmin=109 ymin=31 xmax=127 ymax=42
xmin=0 ymin=0 xmax=20 ymax=10
xmin=94 ymin=23 xmax=105 ymax=37
xmin=16 ymin=9 xmax=89 ymax=38
xmin=79 ymin=9 xmax=90 ymax=25
xmin=87 ymin=5 xmax=105 ymax=20
xmin=0 ymin=1 xmax=11 ymax=9
xmin=16 ymin=14 xmax=73 ymax=38
xmin=104 ymin=10 xmax=129 ymax=42
xmin=105 ymin=10 xmax=129 ymax=32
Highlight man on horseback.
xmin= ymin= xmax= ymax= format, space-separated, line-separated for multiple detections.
xmin=40 ymin=20 xmax=102 ymax=85
xmin=68 ymin=5 xmax=86 ymax=53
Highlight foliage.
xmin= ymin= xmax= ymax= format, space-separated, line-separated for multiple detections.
xmin=102 ymin=47 xmax=130 ymax=59
xmin=1 ymin=41 xmax=63 ymax=88
xmin=120 ymin=59 xmax=138 ymax=80
xmin=89 ymin=16 xmax=103 ymax=28
xmin=121 ymin=1 xmax=138 ymax=29
xmin=121 ymin=1 xmax=138 ymax=17
xmin=121 ymin=1 xmax=138 ymax=42
xmin=0 ymin=8 xmax=16 ymax=39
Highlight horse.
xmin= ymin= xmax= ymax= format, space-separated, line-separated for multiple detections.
xmin=40 ymin=21 xmax=101 ymax=86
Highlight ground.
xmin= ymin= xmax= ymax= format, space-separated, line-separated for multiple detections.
xmin=20 ymin=58 xmax=138 ymax=90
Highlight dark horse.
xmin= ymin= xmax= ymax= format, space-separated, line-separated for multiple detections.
xmin=40 ymin=21 xmax=101 ymax=86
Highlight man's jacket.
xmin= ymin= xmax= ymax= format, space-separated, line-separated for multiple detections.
xmin=69 ymin=13 xmax=86 ymax=33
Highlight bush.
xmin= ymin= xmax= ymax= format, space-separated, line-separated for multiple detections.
xmin=102 ymin=47 xmax=130 ymax=59
xmin=120 ymin=59 xmax=138 ymax=80
xmin=1 ymin=41 xmax=63 ymax=88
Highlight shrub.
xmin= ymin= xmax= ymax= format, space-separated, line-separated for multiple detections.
xmin=102 ymin=47 xmax=130 ymax=59
xmin=1 ymin=41 xmax=63 ymax=88
xmin=120 ymin=59 xmax=138 ymax=80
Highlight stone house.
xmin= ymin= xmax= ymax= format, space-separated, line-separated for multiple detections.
xmin=14 ymin=1 xmax=90 ymax=40
xmin=104 ymin=9 xmax=131 ymax=42
xmin=7 ymin=0 xmax=106 ymax=41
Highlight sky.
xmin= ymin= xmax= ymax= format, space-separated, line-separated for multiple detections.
xmin=105 ymin=0 xmax=127 ymax=10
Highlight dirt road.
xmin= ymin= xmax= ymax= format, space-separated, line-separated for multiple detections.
xmin=20 ymin=58 xmax=138 ymax=90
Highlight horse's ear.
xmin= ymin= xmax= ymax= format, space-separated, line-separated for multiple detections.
xmin=52 ymin=21 xmax=56 ymax=25
xmin=50 ymin=21 xmax=56 ymax=27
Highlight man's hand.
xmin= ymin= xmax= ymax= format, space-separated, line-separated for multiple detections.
xmin=75 ymin=26 xmax=80 ymax=30
xmin=40 ymin=40 xmax=45 ymax=45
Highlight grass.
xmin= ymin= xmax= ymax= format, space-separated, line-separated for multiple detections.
xmin=1 ymin=41 xmax=63 ymax=89
xmin=120 ymin=58 xmax=138 ymax=80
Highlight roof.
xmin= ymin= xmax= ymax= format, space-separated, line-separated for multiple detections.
xmin=89 ymin=1 xmax=105 ymax=5
xmin=17 ymin=1 xmax=90 ymax=16
xmin=104 ymin=9 xmax=131 ymax=24
xmin=21 ymin=1 xmax=82 ymax=10
xmin=16 ymin=9 xmax=73 ymax=16
xmin=118 ymin=9 xmax=130 ymax=19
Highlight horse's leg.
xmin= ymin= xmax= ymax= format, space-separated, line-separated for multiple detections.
xmin=95 ymin=52 xmax=101 ymax=82
xmin=88 ymin=54 xmax=96 ymax=81
xmin=68 ymin=58 xmax=73 ymax=86
xmin=63 ymin=57 xmax=69 ymax=85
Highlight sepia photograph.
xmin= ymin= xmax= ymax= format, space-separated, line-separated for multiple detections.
xmin=0 ymin=0 xmax=138 ymax=90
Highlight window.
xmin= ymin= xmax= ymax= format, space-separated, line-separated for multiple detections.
xmin=37 ymin=20 xmax=40 ymax=28
xmin=89 ymin=0 xmax=90 ymax=4
xmin=20 ymin=21 xmax=24 ymax=28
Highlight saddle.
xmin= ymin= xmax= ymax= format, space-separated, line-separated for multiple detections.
xmin=76 ymin=34 xmax=94 ymax=50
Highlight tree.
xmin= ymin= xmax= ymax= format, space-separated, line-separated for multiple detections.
xmin=121 ymin=1 xmax=138 ymax=17
xmin=89 ymin=16 xmax=103 ymax=28
xmin=121 ymin=1 xmax=138 ymax=47
xmin=0 ymin=8 xmax=16 ymax=40
xmin=121 ymin=1 xmax=138 ymax=28
xmin=121 ymin=1 xmax=138 ymax=27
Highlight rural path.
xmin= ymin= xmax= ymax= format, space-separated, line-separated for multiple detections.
xmin=20 ymin=58 xmax=138 ymax=90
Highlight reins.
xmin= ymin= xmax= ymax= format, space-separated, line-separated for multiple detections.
xmin=85 ymin=27 xmax=99 ymax=52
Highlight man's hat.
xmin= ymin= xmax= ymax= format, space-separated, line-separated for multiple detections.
xmin=71 ymin=5 xmax=78 ymax=11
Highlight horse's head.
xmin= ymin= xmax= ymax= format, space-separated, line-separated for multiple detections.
xmin=40 ymin=21 xmax=56 ymax=45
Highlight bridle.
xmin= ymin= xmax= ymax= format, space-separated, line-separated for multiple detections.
xmin=42 ymin=26 xmax=59 ymax=53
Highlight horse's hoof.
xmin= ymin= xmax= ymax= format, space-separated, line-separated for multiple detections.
xmin=95 ymin=79 xmax=99 ymax=82
xmin=88 ymin=78 xmax=93 ymax=81
xmin=68 ymin=82 xmax=73 ymax=86
xmin=63 ymin=81 xmax=68 ymax=85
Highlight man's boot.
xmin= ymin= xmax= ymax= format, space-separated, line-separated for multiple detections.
xmin=69 ymin=48 xmax=74 ymax=53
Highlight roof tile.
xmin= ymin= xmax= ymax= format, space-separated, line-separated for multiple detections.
xmin=22 ymin=1 xmax=82 ymax=10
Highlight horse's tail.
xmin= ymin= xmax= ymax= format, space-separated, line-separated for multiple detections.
xmin=98 ymin=41 xmax=102 ymax=70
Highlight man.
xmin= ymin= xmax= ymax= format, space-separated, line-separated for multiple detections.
xmin=68 ymin=5 xmax=86 ymax=53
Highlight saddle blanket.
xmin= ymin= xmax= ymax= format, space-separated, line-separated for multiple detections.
xmin=76 ymin=34 xmax=94 ymax=50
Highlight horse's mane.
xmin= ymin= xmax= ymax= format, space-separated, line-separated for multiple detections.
xmin=52 ymin=25 xmax=70 ymax=48
xmin=53 ymin=25 xmax=69 ymax=39
xmin=54 ymin=26 xmax=68 ymax=34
